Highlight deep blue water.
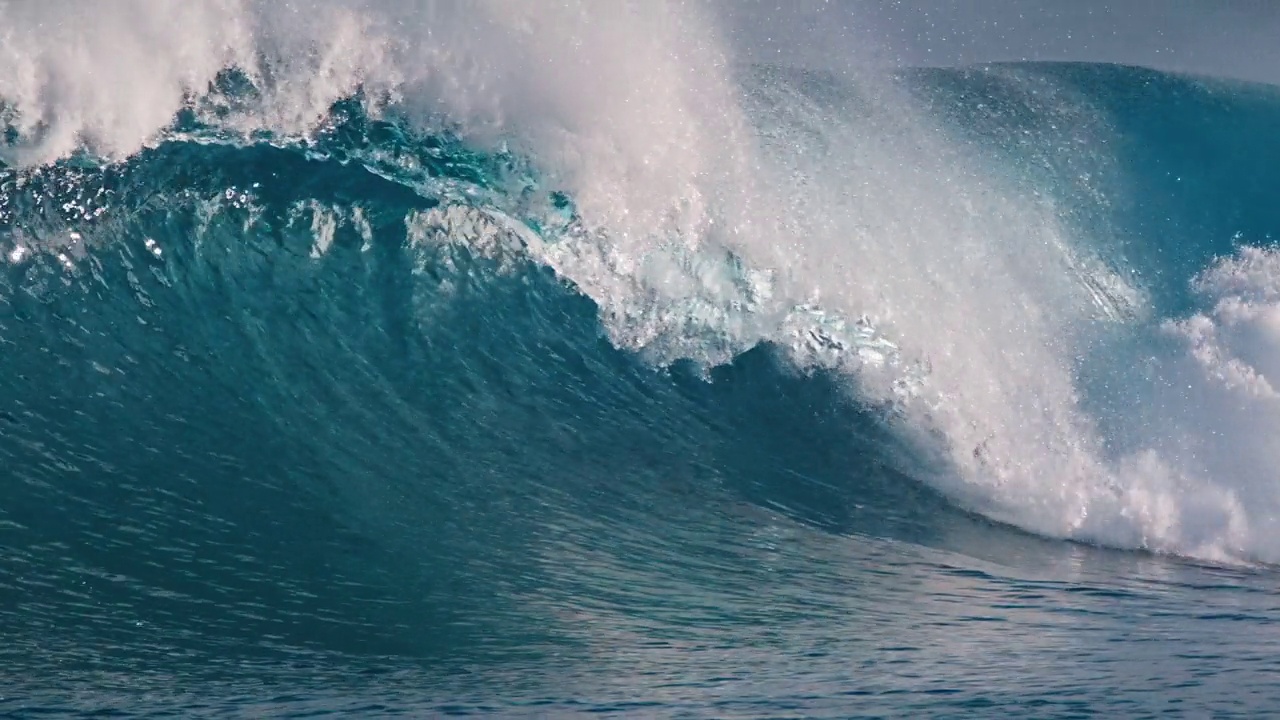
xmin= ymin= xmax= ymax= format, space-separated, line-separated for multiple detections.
xmin=5 ymin=61 xmax=1280 ymax=717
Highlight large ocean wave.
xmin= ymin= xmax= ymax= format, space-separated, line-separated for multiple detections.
xmin=7 ymin=3 xmax=1280 ymax=699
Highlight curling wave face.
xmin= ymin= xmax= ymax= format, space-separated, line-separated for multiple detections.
xmin=6 ymin=5 xmax=1280 ymax=596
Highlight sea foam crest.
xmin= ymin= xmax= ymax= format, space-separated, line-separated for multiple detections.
xmin=1144 ymin=246 xmax=1280 ymax=559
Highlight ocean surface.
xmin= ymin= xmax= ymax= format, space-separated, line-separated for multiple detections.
xmin=4 ymin=3 xmax=1280 ymax=717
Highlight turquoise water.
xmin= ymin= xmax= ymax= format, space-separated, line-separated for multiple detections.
xmin=4 ymin=44 xmax=1280 ymax=718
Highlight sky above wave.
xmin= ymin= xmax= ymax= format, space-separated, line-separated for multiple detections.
xmin=722 ymin=0 xmax=1280 ymax=85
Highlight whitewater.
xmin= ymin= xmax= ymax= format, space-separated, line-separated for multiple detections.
xmin=4 ymin=1 xmax=1280 ymax=717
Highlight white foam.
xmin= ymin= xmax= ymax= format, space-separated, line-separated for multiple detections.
xmin=0 ymin=0 xmax=254 ymax=164
xmin=1144 ymin=247 xmax=1280 ymax=560
xmin=296 ymin=201 xmax=339 ymax=258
